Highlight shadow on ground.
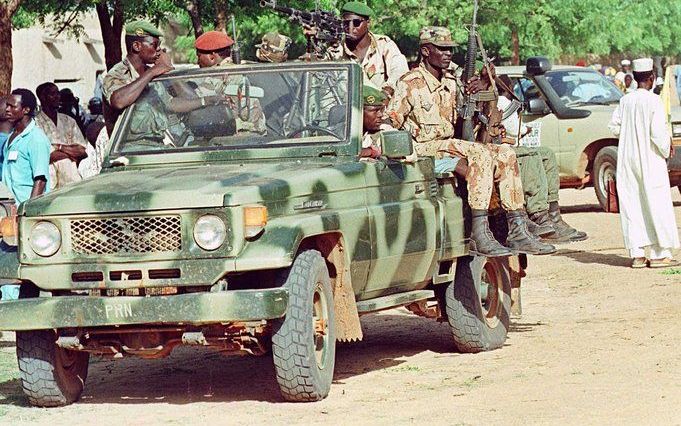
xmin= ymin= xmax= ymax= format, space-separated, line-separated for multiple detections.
xmin=0 ymin=312 xmax=470 ymax=407
xmin=553 ymin=248 xmax=631 ymax=268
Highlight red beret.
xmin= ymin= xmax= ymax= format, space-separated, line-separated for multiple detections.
xmin=195 ymin=31 xmax=234 ymax=51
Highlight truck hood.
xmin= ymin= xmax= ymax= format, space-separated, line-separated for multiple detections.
xmin=22 ymin=161 xmax=362 ymax=216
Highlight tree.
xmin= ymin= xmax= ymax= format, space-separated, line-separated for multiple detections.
xmin=0 ymin=0 xmax=25 ymax=93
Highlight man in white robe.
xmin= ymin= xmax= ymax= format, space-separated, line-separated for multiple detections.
xmin=608 ymin=57 xmax=680 ymax=268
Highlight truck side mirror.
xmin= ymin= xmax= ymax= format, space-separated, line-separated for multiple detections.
xmin=527 ymin=98 xmax=550 ymax=115
xmin=526 ymin=57 xmax=552 ymax=76
xmin=380 ymin=131 xmax=413 ymax=159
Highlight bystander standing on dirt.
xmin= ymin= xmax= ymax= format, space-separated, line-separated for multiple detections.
xmin=608 ymin=57 xmax=680 ymax=268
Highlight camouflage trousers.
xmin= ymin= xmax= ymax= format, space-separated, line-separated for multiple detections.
xmin=442 ymin=140 xmax=524 ymax=211
xmin=514 ymin=146 xmax=560 ymax=214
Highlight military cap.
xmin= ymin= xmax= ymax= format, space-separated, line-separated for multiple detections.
xmin=195 ymin=31 xmax=234 ymax=52
xmin=256 ymin=32 xmax=292 ymax=53
xmin=341 ymin=1 xmax=374 ymax=18
xmin=125 ymin=20 xmax=163 ymax=38
xmin=363 ymin=85 xmax=386 ymax=107
xmin=419 ymin=26 xmax=456 ymax=47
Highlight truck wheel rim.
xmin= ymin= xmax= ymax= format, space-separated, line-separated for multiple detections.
xmin=481 ymin=261 xmax=502 ymax=328
xmin=313 ymin=283 xmax=329 ymax=369
xmin=598 ymin=162 xmax=615 ymax=199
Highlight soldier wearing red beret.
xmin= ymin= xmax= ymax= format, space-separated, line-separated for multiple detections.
xmin=194 ymin=31 xmax=235 ymax=68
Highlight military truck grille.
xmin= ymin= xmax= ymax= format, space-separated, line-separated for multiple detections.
xmin=70 ymin=216 xmax=182 ymax=255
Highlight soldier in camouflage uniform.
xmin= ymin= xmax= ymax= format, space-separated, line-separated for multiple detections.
xmin=193 ymin=31 xmax=267 ymax=135
xmin=387 ymin=26 xmax=555 ymax=256
xmin=101 ymin=21 xmax=174 ymax=135
xmin=256 ymin=32 xmax=292 ymax=63
xmin=327 ymin=2 xmax=409 ymax=96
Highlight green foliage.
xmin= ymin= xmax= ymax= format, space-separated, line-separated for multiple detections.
xmin=10 ymin=0 xmax=681 ymax=63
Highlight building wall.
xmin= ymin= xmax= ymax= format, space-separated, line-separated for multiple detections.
xmin=11 ymin=14 xmax=108 ymax=105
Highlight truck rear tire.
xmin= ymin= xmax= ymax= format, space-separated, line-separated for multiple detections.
xmin=445 ymin=256 xmax=511 ymax=353
xmin=272 ymin=250 xmax=336 ymax=402
xmin=16 ymin=330 xmax=89 ymax=407
xmin=593 ymin=146 xmax=618 ymax=211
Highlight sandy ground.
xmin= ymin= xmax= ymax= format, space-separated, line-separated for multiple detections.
xmin=0 ymin=188 xmax=679 ymax=426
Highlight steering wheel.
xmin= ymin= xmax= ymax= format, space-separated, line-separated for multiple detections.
xmin=286 ymin=125 xmax=340 ymax=139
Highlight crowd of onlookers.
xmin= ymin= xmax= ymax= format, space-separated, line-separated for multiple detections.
xmin=0 ymin=86 xmax=108 ymax=206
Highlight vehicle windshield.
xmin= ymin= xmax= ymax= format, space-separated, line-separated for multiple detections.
xmin=113 ymin=67 xmax=349 ymax=155
xmin=546 ymin=70 xmax=622 ymax=106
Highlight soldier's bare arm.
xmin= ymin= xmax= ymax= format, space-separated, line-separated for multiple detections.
xmin=109 ymin=52 xmax=174 ymax=110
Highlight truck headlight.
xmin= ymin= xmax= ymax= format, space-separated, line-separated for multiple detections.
xmin=672 ymin=123 xmax=681 ymax=137
xmin=29 ymin=221 xmax=61 ymax=257
xmin=193 ymin=215 xmax=227 ymax=251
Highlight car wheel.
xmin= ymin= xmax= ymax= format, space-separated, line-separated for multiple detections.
xmin=272 ymin=250 xmax=336 ymax=402
xmin=593 ymin=146 xmax=618 ymax=211
xmin=444 ymin=256 xmax=511 ymax=353
xmin=16 ymin=330 xmax=89 ymax=407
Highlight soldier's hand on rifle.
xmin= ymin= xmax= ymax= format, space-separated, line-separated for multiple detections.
xmin=152 ymin=50 xmax=175 ymax=76
xmin=464 ymin=76 xmax=486 ymax=94
xmin=302 ymin=23 xmax=318 ymax=37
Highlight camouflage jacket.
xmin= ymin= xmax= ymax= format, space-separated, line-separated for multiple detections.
xmin=387 ymin=63 xmax=459 ymax=157
xmin=101 ymin=57 xmax=140 ymax=105
xmin=331 ymin=33 xmax=409 ymax=92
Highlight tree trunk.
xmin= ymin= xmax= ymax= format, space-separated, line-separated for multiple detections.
xmin=214 ymin=0 xmax=228 ymax=32
xmin=186 ymin=0 xmax=203 ymax=38
xmin=96 ymin=0 xmax=124 ymax=70
xmin=0 ymin=0 xmax=24 ymax=94
xmin=0 ymin=11 xmax=12 ymax=94
xmin=511 ymin=26 xmax=520 ymax=66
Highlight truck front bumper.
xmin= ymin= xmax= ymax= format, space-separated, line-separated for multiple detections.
xmin=0 ymin=289 xmax=289 ymax=331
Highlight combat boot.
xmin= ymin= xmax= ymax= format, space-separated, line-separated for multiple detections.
xmin=470 ymin=209 xmax=513 ymax=257
xmin=525 ymin=210 xmax=554 ymax=237
xmin=505 ymin=210 xmax=556 ymax=255
xmin=547 ymin=201 xmax=588 ymax=242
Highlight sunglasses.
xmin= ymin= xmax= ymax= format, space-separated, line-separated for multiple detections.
xmin=342 ymin=18 xmax=365 ymax=28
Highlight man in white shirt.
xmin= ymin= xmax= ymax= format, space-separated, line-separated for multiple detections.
xmin=35 ymin=82 xmax=88 ymax=189
xmin=608 ymin=58 xmax=680 ymax=268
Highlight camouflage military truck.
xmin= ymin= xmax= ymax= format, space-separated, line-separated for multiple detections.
xmin=0 ymin=62 xmax=523 ymax=407
xmin=497 ymin=58 xmax=681 ymax=211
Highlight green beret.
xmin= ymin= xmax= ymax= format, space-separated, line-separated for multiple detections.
xmin=125 ymin=20 xmax=163 ymax=38
xmin=341 ymin=1 xmax=374 ymax=18
xmin=363 ymin=85 xmax=386 ymax=107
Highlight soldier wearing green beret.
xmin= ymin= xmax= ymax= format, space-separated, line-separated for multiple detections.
xmin=101 ymin=20 xmax=174 ymax=134
xmin=361 ymin=85 xmax=392 ymax=159
xmin=305 ymin=2 xmax=408 ymax=97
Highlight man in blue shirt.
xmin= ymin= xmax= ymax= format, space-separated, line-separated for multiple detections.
xmin=3 ymin=89 xmax=51 ymax=204
xmin=675 ymin=65 xmax=681 ymax=104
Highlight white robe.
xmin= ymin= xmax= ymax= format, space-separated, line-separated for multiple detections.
xmin=608 ymin=88 xmax=680 ymax=250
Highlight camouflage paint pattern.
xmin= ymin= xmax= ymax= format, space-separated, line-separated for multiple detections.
xmin=0 ymin=62 xmax=470 ymax=332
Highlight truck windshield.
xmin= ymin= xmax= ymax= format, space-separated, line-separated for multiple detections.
xmin=546 ymin=70 xmax=622 ymax=106
xmin=113 ymin=68 xmax=349 ymax=154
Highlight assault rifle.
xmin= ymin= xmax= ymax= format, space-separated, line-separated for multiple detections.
xmin=260 ymin=0 xmax=344 ymax=58
xmin=459 ymin=0 xmax=499 ymax=143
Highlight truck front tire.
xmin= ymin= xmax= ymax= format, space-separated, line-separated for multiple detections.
xmin=593 ymin=146 xmax=618 ymax=211
xmin=272 ymin=250 xmax=336 ymax=402
xmin=16 ymin=330 xmax=89 ymax=407
xmin=445 ymin=256 xmax=511 ymax=353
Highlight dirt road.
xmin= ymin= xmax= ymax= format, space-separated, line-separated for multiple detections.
xmin=0 ymin=188 xmax=679 ymax=426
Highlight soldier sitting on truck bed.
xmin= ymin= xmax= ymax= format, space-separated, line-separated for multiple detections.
xmin=386 ymin=27 xmax=556 ymax=257
xmin=495 ymin=74 xmax=588 ymax=243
